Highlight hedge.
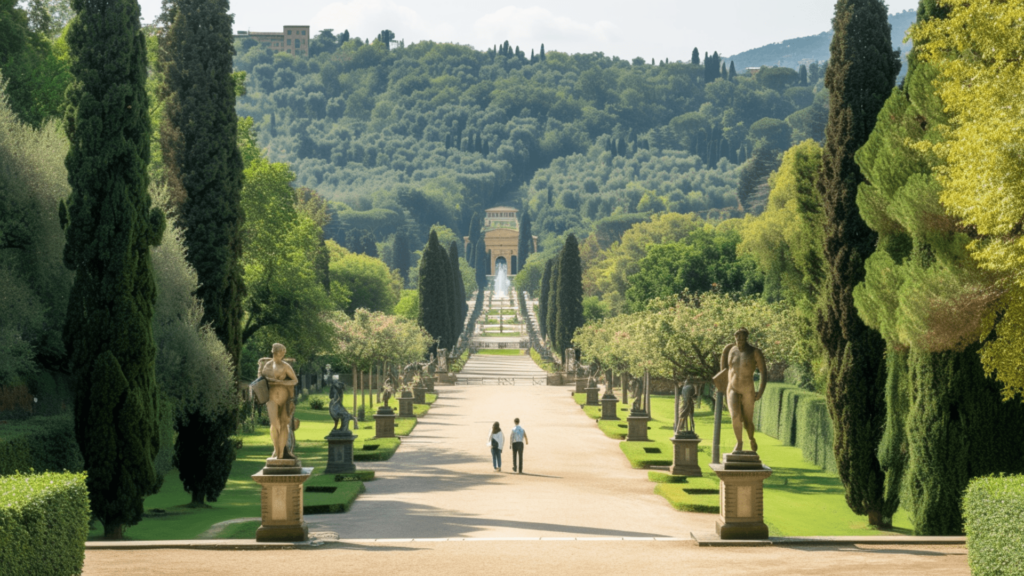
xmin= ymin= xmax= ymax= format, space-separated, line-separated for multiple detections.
xmin=0 ymin=415 xmax=84 ymax=476
xmin=753 ymin=384 xmax=836 ymax=473
xmin=964 ymin=475 xmax=1024 ymax=576
xmin=0 ymin=472 xmax=90 ymax=576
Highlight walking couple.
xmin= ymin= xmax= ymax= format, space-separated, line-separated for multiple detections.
xmin=487 ymin=418 xmax=528 ymax=473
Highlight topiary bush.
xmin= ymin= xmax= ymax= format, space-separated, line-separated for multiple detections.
xmin=751 ymin=384 xmax=836 ymax=473
xmin=0 ymin=472 xmax=90 ymax=576
xmin=964 ymin=475 xmax=1024 ymax=575
xmin=309 ymin=396 xmax=325 ymax=410
xmin=0 ymin=415 xmax=83 ymax=475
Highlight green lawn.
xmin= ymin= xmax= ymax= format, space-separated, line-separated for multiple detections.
xmin=573 ymin=391 xmax=914 ymax=536
xmin=476 ymin=349 xmax=523 ymax=356
xmin=88 ymin=391 xmax=437 ymax=540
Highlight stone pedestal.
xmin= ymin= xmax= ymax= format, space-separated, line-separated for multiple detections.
xmin=437 ymin=374 xmax=455 ymax=387
xmin=374 ymin=406 xmax=396 ymax=438
xmin=625 ymin=411 xmax=650 ymax=442
xmin=422 ymin=376 xmax=436 ymax=391
xmin=545 ymin=373 xmax=563 ymax=386
xmin=669 ymin=433 xmax=702 ymax=477
xmin=324 ymin=431 xmax=356 ymax=474
xmin=601 ymin=394 xmax=620 ymax=420
xmin=413 ymin=385 xmax=426 ymax=404
xmin=708 ymin=453 xmax=773 ymax=540
xmin=398 ymin=393 xmax=414 ymax=417
xmin=585 ymin=384 xmax=600 ymax=406
xmin=252 ymin=459 xmax=313 ymax=542
xmin=574 ymin=377 xmax=586 ymax=394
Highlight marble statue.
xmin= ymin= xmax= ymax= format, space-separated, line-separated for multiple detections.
xmin=718 ymin=328 xmax=768 ymax=453
xmin=675 ymin=379 xmax=696 ymax=435
xmin=437 ymin=349 xmax=448 ymax=373
xmin=629 ymin=376 xmax=643 ymax=412
xmin=257 ymin=343 xmax=300 ymax=460
xmin=328 ymin=377 xmax=354 ymax=433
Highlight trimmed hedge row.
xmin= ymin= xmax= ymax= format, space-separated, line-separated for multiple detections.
xmin=753 ymin=384 xmax=836 ymax=473
xmin=0 ymin=415 xmax=84 ymax=475
xmin=964 ymin=475 xmax=1024 ymax=576
xmin=0 ymin=472 xmax=90 ymax=576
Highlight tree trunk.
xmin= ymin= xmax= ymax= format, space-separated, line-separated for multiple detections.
xmin=104 ymin=523 xmax=124 ymax=540
xmin=190 ymin=491 xmax=205 ymax=507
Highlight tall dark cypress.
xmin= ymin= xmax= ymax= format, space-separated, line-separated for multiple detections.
xmin=392 ymin=230 xmax=410 ymax=283
xmin=517 ymin=210 xmax=533 ymax=273
xmin=546 ymin=254 xmax=561 ymax=351
xmin=474 ymin=236 xmax=488 ymax=289
xmin=538 ymin=258 xmax=553 ymax=339
xmin=61 ymin=0 xmax=165 ymax=539
xmin=691 ymin=47 xmax=700 ymax=66
xmin=555 ymin=234 xmax=584 ymax=361
xmin=816 ymin=0 xmax=900 ymax=526
xmin=448 ymin=241 xmax=466 ymax=339
xmin=418 ymin=230 xmax=452 ymax=353
xmin=159 ymin=0 xmax=242 ymax=507
xmin=161 ymin=0 xmax=244 ymax=371
xmin=728 ymin=61 xmax=737 ymax=81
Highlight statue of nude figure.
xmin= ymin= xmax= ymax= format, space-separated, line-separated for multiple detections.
xmin=258 ymin=343 xmax=300 ymax=460
xmin=719 ymin=328 xmax=768 ymax=453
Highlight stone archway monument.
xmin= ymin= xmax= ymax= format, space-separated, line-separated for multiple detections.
xmin=464 ymin=207 xmax=538 ymax=275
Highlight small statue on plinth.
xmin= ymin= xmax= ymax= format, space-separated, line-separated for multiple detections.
xmin=437 ymin=348 xmax=448 ymax=373
xmin=629 ymin=376 xmax=643 ymax=413
xmin=382 ymin=376 xmax=395 ymax=409
xmin=329 ymin=378 xmax=355 ymax=433
xmin=717 ymin=327 xmax=768 ymax=454
xmin=675 ymin=379 xmax=696 ymax=438
xmin=257 ymin=343 xmax=300 ymax=461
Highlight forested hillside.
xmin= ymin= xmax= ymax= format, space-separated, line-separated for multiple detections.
xmin=232 ymin=35 xmax=829 ymax=251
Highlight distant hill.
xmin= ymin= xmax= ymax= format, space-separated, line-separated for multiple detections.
xmin=727 ymin=10 xmax=916 ymax=74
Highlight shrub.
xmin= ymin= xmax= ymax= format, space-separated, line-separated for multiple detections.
xmin=309 ymin=396 xmax=325 ymax=410
xmin=0 ymin=472 xmax=90 ymax=576
xmin=964 ymin=475 xmax=1024 ymax=576
xmin=752 ymin=383 xmax=836 ymax=473
xmin=0 ymin=415 xmax=83 ymax=475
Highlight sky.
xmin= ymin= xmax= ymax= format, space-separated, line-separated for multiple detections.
xmin=138 ymin=0 xmax=919 ymax=61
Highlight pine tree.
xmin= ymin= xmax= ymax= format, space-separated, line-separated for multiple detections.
xmin=555 ymin=234 xmax=584 ymax=361
xmin=517 ymin=210 xmax=533 ymax=273
xmin=546 ymin=254 xmax=561 ymax=350
xmin=418 ymin=230 xmax=452 ymax=352
xmin=61 ymin=0 xmax=165 ymax=538
xmin=448 ymin=241 xmax=465 ymax=339
xmin=159 ymin=0 xmax=243 ymax=508
xmin=392 ymin=230 xmax=410 ymax=283
xmin=816 ymin=0 xmax=901 ymax=527
xmin=691 ymin=47 xmax=700 ymax=65
xmin=538 ymin=258 xmax=553 ymax=339
xmin=162 ymin=0 xmax=245 ymax=375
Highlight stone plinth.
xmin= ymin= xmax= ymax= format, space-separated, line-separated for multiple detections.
xmin=436 ymin=374 xmax=455 ymax=387
xmin=546 ymin=373 xmax=563 ymax=386
xmin=421 ymin=376 xmax=436 ymax=391
xmin=374 ymin=406 xmax=396 ymax=438
xmin=709 ymin=454 xmax=773 ymax=540
xmin=252 ymin=460 xmax=313 ymax=542
xmin=601 ymin=395 xmax=620 ymax=420
xmin=574 ymin=377 xmax=586 ymax=394
xmin=398 ymin=393 xmax=414 ymax=417
xmin=625 ymin=411 xmax=650 ymax=442
xmin=669 ymin=433 xmax=702 ymax=477
xmin=585 ymin=384 xmax=600 ymax=406
xmin=324 ymin=431 xmax=356 ymax=474
xmin=413 ymin=385 xmax=426 ymax=404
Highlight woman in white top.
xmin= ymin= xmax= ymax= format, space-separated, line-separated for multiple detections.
xmin=487 ymin=421 xmax=504 ymax=472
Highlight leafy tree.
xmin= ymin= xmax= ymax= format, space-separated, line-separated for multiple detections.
xmin=816 ymin=0 xmax=901 ymax=527
xmin=326 ymin=241 xmax=400 ymax=315
xmin=554 ymin=234 xmax=584 ymax=356
xmin=418 ymin=230 xmax=453 ymax=351
xmin=61 ymin=0 xmax=165 ymax=538
xmin=393 ymin=289 xmax=418 ymax=320
xmin=0 ymin=0 xmax=72 ymax=126
xmin=914 ymin=0 xmax=1024 ymax=401
xmin=737 ymin=141 xmax=781 ymax=212
xmin=517 ymin=210 xmax=533 ymax=272
xmin=161 ymin=0 xmax=245 ymax=384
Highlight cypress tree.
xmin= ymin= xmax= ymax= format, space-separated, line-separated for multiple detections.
xmin=418 ymin=231 xmax=452 ymax=353
xmin=162 ymin=0 xmax=245 ymax=372
xmin=474 ymin=236 xmax=488 ymax=289
xmin=538 ymin=258 xmax=553 ymax=339
xmin=853 ymin=0 xmax=1024 ymax=534
xmin=517 ymin=210 xmax=533 ymax=273
xmin=449 ymin=241 xmax=465 ymax=338
xmin=160 ymin=0 xmax=242 ymax=508
xmin=799 ymin=64 xmax=808 ymax=85
xmin=361 ymin=231 xmax=378 ymax=258
xmin=555 ymin=234 xmax=584 ymax=362
xmin=392 ymin=230 xmax=410 ymax=283
xmin=728 ymin=61 xmax=737 ymax=80
xmin=61 ymin=0 xmax=165 ymax=539
xmin=691 ymin=47 xmax=700 ymax=66
xmin=816 ymin=0 xmax=900 ymax=527
xmin=546 ymin=254 xmax=561 ymax=351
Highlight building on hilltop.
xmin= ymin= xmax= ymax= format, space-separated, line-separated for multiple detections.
xmin=234 ymin=25 xmax=310 ymax=56
xmin=464 ymin=207 xmax=538 ymax=275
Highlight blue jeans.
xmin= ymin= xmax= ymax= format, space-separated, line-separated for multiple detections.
xmin=491 ymin=446 xmax=502 ymax=469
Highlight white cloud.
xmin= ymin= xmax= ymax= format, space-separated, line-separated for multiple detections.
xmin=471 ymin=6 xmax=617 ymax=54
xmin=312 ymin=0 xmax=450 ymax=43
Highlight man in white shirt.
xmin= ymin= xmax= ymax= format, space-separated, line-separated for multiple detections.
xmin=510 ymin=418 xmax=528 ymax=473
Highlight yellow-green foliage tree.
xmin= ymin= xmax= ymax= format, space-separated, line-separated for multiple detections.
xmin=914 ymin=0 xmax=1024 ymax=402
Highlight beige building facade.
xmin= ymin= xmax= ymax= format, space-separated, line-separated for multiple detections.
xmin=234 ymin=25 xmax=310 ymax=56
xmin=464 ymin=207 xmax=538 ymax=274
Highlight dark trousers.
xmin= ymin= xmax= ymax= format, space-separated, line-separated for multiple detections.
xmin=512 ymin=442 xmax=524 ymax=472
